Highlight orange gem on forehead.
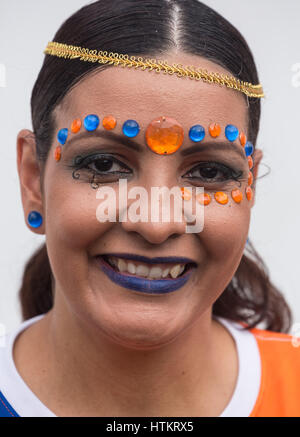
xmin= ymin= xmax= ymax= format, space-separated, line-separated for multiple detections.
xmin=145 ymin=116 xmax=184 ymax=155
xmin=239 ymin=132 xmax=247 ymax=147
xmin=71 ymin=118 xmax=82 ymax=134
xmin=208 ymin=123 xmax=221 ymax=138
xmin=103 ymin=115 xmax=117 ymax=130
xmin=54 ymin=146 xmax=62 ymax=162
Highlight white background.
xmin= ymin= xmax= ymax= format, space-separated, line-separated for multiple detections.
xmin=0 ymin=0 xmax=299 ymax=333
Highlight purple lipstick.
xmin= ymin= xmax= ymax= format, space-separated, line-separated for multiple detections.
xmin=94 ymin=253 xmax=197 ymax=295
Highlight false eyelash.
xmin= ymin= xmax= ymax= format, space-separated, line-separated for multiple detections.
xmin=183 ymin=161 xmax=244 ymax=184
xmin=65 ymin=153 xmax=133 ymax=182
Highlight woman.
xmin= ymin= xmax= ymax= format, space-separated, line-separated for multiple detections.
xmin=0 ymin=0 xmax=298 ymax=417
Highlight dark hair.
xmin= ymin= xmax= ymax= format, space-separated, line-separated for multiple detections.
xmin=19 ymin=0 xmax=292 ymax=332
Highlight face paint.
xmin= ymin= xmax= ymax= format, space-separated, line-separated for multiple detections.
xmin=55 ymin=114 xmax=255 ymax=206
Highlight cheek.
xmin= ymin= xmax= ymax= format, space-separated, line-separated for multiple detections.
xmin=44 ymin=173 xmax=115 ymax=251
xmin=200 ymin=202 xmax=250 ymax=262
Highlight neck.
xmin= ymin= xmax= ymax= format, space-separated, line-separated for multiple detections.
xmin=14 ymin=302 xmax=238 ymax=417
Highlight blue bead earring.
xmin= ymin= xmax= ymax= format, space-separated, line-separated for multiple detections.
xmin=27 ymin=211 xmax=43 ymax=229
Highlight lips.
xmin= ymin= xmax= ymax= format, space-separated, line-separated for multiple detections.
xmin=94 ymin=253 xmax=197 ymax=294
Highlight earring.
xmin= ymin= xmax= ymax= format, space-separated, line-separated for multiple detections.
xmin=27 ymin=211 xmax=43 ymax=229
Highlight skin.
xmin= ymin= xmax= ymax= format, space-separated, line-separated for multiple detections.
xmin=15 ymin=50 xmax=263 ymax=417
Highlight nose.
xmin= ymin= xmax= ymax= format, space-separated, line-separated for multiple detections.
xmin=120 ymin=186 xmax=188 ymax=245
xmin=121 ymin=217 xmax=187 ymax=245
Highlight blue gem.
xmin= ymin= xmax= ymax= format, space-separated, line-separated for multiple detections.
xmin=27 ymin=211 xmax=43 ymax=229
xmin=57 ymin=128 xmax=68 ymax=145
xmin=245 ymin=141 xmax=254 ymax=156
xmin=122 ymin=120 xmax=140 ymax=138
xmin=225 ymin=124 xmax=239 ymax=142
xmin=84 ymin=114 xmax=100 ymax=131
xmin=189 ymin=125 xmax=205 ymax=142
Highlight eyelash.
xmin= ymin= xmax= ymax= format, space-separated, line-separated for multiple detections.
xmin=66 ymin=153 xmax=244 ymax=185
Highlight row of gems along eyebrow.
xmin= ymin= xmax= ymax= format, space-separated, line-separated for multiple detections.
xmin=55 ymin=115 xmax=254 ymax=204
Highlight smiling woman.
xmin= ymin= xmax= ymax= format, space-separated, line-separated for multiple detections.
xmin=2 ymin=0 xmax=299 ymax=418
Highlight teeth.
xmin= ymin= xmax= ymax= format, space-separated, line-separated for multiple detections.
xmin=107 ymin=257 xmax=187 ymax=279
xmin=170 ymin=264 xmax=181 ymax=279
xmin=117 ymin=258 xmax=127 ymax=272
xmin=127 ymin=262 xmax=136 ymax=274
xmin=148 ymin=267 xmax=163 ymax=279
xmin=136 ymin=264 xmax=150 ymax=277
xmin=162 ymin=267 xmax=170 ymax=278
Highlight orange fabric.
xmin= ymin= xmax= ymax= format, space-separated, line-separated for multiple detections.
xmin=248 ymin=327 xmax=300 ymax=417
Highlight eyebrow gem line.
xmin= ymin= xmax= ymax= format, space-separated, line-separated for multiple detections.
xmin=54 ymin=114 xmax=255 ymax=204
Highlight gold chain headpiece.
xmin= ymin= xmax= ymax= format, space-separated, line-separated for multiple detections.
xmin=44 ymin=41 xmax=264 ymax=98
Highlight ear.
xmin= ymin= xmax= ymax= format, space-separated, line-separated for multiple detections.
xmin=250 ymin=148 xmax=263 ymax=207
xmin=16 ymin=129 xmax=45 ymax=234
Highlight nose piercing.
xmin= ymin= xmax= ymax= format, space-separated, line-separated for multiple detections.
xmin=27 ymin=211 xmax=43 ymax=228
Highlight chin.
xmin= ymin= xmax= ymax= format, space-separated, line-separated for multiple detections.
xmin=92 ymin=314 xmax=185 ymax=351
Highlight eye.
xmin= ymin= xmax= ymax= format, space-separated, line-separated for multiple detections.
xmin=67 ymin=153 xmax=133 ymax=183
xmin=183 ymin=161 xmax=243 ymax=183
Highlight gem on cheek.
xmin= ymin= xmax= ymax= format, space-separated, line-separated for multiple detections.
xmin=181 ymin=187 xmax=192 ymax=200
xmin=196 ymin=192 xmax=211 ymax=206
xmin=248 ymin=171 xmax=253 ymax=186
xmin=231 ymin=189 xmax=243 ymax=204
xmin=208 ymin=123 xmax=221 ymax=138
xmin=145 ymin=116 xmax=184 ymax=155
xmin=248 ymin=156 xmax=254 ymax=170
xmin=214 ymin=191 xmax=228 ymax=205
xmin=246 ymin=186 xmax=253 ymax=201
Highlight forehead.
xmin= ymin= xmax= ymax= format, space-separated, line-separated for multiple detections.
xmin=57 ymin=52 xmax=248 ymax=131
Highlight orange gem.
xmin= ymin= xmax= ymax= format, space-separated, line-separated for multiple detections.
xmin=248 ymin=171 xmax=253 ymax=186
xmin=71 ymin=118 xmax=82 ymax=134
xmin=54 ymin=146 xmax=62 ymax=162
xmin=103 ymin=115 xmax=117 ymax=130
xmin=214 ymin=191 xmax=228 ymax=205
xmin=208 ymin=123 xmax=221 ymax=138
xmin=231 ymin=189 xmax=243 ymax=204
xmin=196 ymin=192 xmax=211 ymax=206
xmin=145 ymin=116 xmax=184 ymax=155
xmin=181 ymin=187 xmax=192 ymax=201
xmin=248 ymin=156 xmax=253 ymax=169
xmin=240 ymin=132 xmax=247 ymax=147
xmin=246 ymin=186 xmax=253 ymax=201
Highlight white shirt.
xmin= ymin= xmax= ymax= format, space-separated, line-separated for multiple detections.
xmin=0 ymin=314 xmax=261 ymax=417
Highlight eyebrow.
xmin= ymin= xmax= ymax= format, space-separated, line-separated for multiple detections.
xmin=63 ymin=130 xmax=246 ymax=159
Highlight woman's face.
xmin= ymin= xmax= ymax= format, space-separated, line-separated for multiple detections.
xmin=20 ymin=52 xmax=261 ymax=349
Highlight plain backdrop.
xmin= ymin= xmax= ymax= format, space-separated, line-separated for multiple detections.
xmin=0 ymin=0 xmax=299 ymax=333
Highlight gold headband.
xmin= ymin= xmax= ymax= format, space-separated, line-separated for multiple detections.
xmin=44 ymin=41 xmax=265 ymax=99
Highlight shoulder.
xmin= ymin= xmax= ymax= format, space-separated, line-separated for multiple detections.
xmin=248 ymin=326 xmax=300 ymax=417
xmin=250 ymin=325 xmax=300 ymax=357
